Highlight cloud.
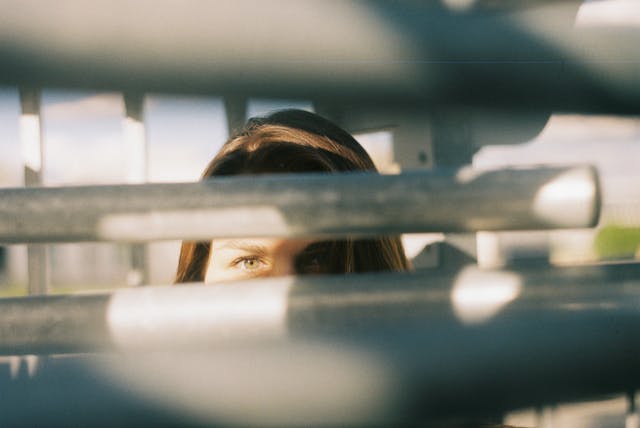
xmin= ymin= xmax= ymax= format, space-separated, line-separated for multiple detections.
xmin=44 ymin=133 xmax=126 ymax=185
xmin=45 ymin=93 xmax=123 ymax=121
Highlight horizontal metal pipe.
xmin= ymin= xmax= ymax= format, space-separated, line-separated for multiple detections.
xmin=0 ymin=1 xmax=638 ymax=113
xmin=0 ymin=166 xmax=600 ymax=243
xmin=0 ymin=262 xmax=638 ymax=355
xmin=1 ymin=263 xmax=640 ymax=425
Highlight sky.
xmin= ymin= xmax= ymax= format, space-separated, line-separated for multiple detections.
xmin=0 ymin=88 xmax=321 ymax=187
xmin=0 ymin=88 xmax=229 ymax=186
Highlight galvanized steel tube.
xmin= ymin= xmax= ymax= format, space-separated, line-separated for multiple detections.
xmin=0 ymin=263 xmax=638 ymax=355
xmin=0 ymin=2 xmax=638 ymax=113
xmin=0 ymin=166 xmax=600 ymax=243
xmin=1 ymin=263 xmax=640 ymax=425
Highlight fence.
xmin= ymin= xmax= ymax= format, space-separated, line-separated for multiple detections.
xmin=1 ymin=1 xmax=639 ymax=426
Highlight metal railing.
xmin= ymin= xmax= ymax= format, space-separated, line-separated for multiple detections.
xmin=0 ymin=165 xmax=600 ymax=243
xmin=0 ymin=263 xmax=638 ymax=355
xmin=1 ymin=263 xmax=640 ymax=425
xmin=0 ymin=1 xmax=638 ymax=426
xmin=1 ymin=1 xmax=639 ymax=113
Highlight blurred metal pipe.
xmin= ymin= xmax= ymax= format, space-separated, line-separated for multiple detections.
xmin=0 ymin=166 xmax=600 ymax=243
xmin=0 ymin=262 xmax=639 ymax=355
xmin=0 ymin=1 xmax=637 ymax=112
xmin=2 ymin=263 xmax=640 ymax=425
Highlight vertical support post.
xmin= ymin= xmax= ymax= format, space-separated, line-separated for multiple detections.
xmin=19 ymin=87 xmax=49 ymax=296
xmin=536 ymin=405 xmax=555 ymax=428
xmin=123 ymin=92 xmax=149 ymax=286
xmin=430 ymin=110 xmax=479 ymax=270
xmin=223 ymin=96 xmax=247 ymax=137
xmin=476 ymin=231 xmax=504 ymax=269
xmin=627 ymin=391 xmax=639 ymax=428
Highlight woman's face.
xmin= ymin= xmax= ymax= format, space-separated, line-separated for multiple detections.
xmin=205 ymin=238 xmax=331 ymax=283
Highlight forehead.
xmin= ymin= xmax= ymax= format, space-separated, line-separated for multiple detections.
xmin=212 ymin=238 xmax=316 ymax=254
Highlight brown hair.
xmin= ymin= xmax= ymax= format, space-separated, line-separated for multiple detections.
xmin=175 ymin=109 xmax=409 ymax=283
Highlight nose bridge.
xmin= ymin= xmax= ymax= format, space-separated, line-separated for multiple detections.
xmin=270 ymin=239 xmax=311 ymax=277
xmin=270 ymin=252 xmax=295 ymax=277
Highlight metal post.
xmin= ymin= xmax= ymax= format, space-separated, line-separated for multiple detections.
xmin=123 ymin=92 xmax=149 ymax=286
xmin=627 ymin=391 xmax=639 ymax=428
xmin=537 ymin=406 xmax=555 ymax=428
xmin=19 ymin=87 xmax=49 ymax=295
xmin=223 ymin=95 xmax=247 ymax=137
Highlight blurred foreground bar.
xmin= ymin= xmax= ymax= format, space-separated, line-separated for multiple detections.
xmin=0 ymin=166 xmax=600 ymax=243
xmin=1 ymin=263 xmax=639 ymax=354
xmin=0 ymin=1 xmax=638 ymax=113
xmin=1 ymin=263 xmax=640 ymax=425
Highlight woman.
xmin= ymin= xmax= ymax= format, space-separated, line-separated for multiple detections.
xmin=175 ymin=109 xmax=409 ymax=284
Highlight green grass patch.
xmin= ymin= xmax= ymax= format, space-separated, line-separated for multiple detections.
xmin=594 ymin=225 xmax=640 ymax=260
xmin=0 ymin=284 xmax=127 ymax=298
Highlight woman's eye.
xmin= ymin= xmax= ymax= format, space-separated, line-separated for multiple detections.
xmin=235 ymin=257 xmax=264 ymax=272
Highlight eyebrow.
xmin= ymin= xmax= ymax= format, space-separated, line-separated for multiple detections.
xmin=215 ymin=240 xmax=269 ymax=256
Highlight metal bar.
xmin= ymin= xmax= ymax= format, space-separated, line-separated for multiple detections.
xmin=19 ymin=87 xmax=49 ymax=295
xmin=223 ymin=95 xmax=248 ymax=137
xmin=0 ymin=262 xmax=638 ymax=354
xmin=123 ymin=92 xmax=149 ymax=286
xmin=1 ymin=263 xmax=640 ymax=425
xmin=0 ymin=166 xmax=600 ymax=243
xmin=0 ymin=2 xmax=637 ymax=113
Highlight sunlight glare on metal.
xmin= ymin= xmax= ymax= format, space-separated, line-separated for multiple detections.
xmin=454 ymin=165 xmax=478 ymax=184
xmin=91 ymin=341 xmax=398 ymax=426
xmin=451 ymin=266 xmax=522 ymax=324
xmin=107 ymin=279 xmax=293 ymax=349
xmin=97 ymin=206 xmax=290 ymax=241
xmin=576 ymin=0 xmax=640 ymax=27
xmin=441 ymin=0 xmax=477 ymax=12
xmin=533 ymin=167 xmax=599 ymax=228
